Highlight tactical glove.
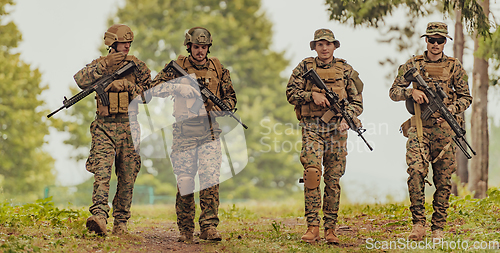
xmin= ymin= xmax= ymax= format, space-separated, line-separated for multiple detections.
xmin=97 ymin=52 xmax=126 ymax=74
xmin=105 ymin=80 xmax=126 ymax=92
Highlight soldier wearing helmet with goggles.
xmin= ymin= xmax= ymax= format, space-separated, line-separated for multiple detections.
xmin=151 ymin=27 xmax=237 ymax=243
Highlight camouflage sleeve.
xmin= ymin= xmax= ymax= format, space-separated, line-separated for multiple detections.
xmin=286 ymin=61 xmax=313 ymax=106
xmin=450 ymin=60 xmax=472 ymax=114
xmin=150 ymin=63 xmax=180 ymax=97
xmin=219 ymin=67 xmax=237 ymax=110
xmin=126 ymin=59 xmax=151 ymax=99
xmin=134 ymin=59 xmax=152 ymax=92
xmin=389 ymin=60 xmax=414 ymax=102
xmin=344 ymin=65 xmax=363 ymax=117
xmin=73 ymin=58 xmax=103 ymax=89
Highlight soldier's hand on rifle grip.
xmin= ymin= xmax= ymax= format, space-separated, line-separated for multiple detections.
xmin=339 ymin=119 xmax=349 ymax=132
xmin=312 ymin=91 xmax=330 ymax=107
xmin=411 ymin=89 xmax=429 ymax=104
xmin=105 ymin=80 xmax=126 ymax=92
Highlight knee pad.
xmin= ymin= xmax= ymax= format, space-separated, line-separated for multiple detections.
xmin=177 ymin=175 xmax=195 ymax=196
xmin=303 ymin=166 xmax=322 ymax=189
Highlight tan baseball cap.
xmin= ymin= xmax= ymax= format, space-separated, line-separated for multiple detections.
xmin=310 ymin=28 xmax=340 ymax=50
xmin=421 ymin=22 xmax=453 ymax=40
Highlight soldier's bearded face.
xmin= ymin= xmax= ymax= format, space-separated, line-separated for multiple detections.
xmin=314 ymin=40 xmax=336 ymax=62
xmin=190 ymin=44 xmax=209 ymax=63
xmin=115 ymin=42 xmax=131 ymax=55
xmin=425 ymin=35 xmax=446 ymax=56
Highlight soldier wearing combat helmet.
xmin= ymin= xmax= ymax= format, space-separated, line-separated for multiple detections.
xmin=389 ymin=22 xmax=472 ymax=241
xmin=151 ymin=27 xmax=237 ymax=243
xmin=74 ymin=24 xmax=151 ymax=236
xmin=286 ymin=28 xmax=364 ymax=244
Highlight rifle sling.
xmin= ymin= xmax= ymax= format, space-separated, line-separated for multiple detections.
xmin=412 ymin=60 xmax=428 ymax=163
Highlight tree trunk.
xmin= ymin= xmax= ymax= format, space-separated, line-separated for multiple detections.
xmin=469 ymin=0 xmax=489 ymax=199
xmin=451 ymin=9 xmax=468 ymax=196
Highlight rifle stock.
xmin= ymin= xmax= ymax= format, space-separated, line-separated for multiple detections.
xmin=302 ymin=68 xmax=373 ymax=151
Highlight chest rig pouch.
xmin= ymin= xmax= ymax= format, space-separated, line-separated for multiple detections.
xmin=420 ymin=58 xmax=456 ymax=107
xmin=299 ymin=58 xmax=347 ymax=119
xmin=173 ymin=55 xmax=223 ymax=121
xmin=96 ymin=56 xmax=139 ymax=117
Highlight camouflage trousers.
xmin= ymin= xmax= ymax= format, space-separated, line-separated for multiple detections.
xmin=171 ymin=124 xmax=222 ymax=233
xmin=86 ymin=118 xmax=141 ymax=222
xmin=300 ymin=118 xmax=347 ymax=229
xmin=406 ymin=125 xmax=456 ymax=230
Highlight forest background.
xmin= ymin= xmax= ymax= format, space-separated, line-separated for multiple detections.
xmin=1 ymin=0 xmax=500 ymax=206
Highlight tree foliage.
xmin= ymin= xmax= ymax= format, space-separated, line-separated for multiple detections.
xmin=0 ymin=0 xmax=55 ymax=202
xmin=326 ymin=0 xmax=490 ymax=37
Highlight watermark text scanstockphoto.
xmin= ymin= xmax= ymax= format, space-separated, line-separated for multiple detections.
xmin=365 ymin=238 xmax=500 ymax=251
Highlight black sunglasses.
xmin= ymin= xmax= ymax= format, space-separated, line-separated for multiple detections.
xmin=427 ymin=37 xmax=446 ymax=45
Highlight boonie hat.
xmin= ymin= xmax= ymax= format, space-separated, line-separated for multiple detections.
xmin=421 ymin=22 xmax=453 ymax=40
xmin=310 ymin=28 xmax=340 ymax=50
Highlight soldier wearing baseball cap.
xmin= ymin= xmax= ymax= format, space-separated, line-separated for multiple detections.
xmin=286 ymin=28 xmax=364 ymax=244
xmin=390 ymin=21 xmax=472 ymax=242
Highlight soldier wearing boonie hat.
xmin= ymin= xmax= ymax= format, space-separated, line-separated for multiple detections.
xmin=287 ymin=28 xmax=364 ymax=244
xmin=389 ymin=21 xmax=472 ymax=242
xmin=420 ymin=22 xmax=453 ymax=39
xmin=309 ymin=28 xmax=341 ymax=50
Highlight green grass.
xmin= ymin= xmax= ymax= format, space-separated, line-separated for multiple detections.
xmin=0 ymin=190 xmax=499 ymax=252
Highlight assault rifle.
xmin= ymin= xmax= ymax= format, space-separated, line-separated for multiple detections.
xmin=404 ymin=67 xmax=476 ymax=159
xmin=302 ymin=68 xmax=373 ymax=151
xmin=47 ymin=61 xmax=137 ymax=118
xmin=165 ymin=60 xmax=248 ymax=129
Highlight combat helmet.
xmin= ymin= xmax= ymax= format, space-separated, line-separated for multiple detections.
xmin=184 ymin=27 xmax=213 ymax=46
xmin=104 ymin=24 xmax=134 ymax=47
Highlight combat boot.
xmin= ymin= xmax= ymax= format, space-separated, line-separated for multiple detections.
xmin=431 ymin=229 xmax=444 ymax=241
xmin=178 ymin=231 xmax=194 ymax=242
xmin=408 ymin=224 xmax=425 ymax=241
xmin=112 ymin=220 xmax=128 ymax=235
xmin=200 ymin=227 xmax=222 ymax=241
xmin=86 ymin=215 xmax=107 ymax=236
xmin=325 ymin=228 xmax=339 ymax=244
xmin=301 ymin=226 xmax=320 ymax=243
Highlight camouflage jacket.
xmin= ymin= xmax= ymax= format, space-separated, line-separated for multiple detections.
xmin=151 ymin=56 xmax=237 ymax=111
xmin=389 ymin=52 xmax=472 ymax=115
xmin=286 ymin=57 xmax=363 ymax=120
xmin=73 ymin=55 xmax=151 ymax=101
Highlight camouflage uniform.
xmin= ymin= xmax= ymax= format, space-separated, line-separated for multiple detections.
xmin=74 ymin=24 xmax=151 ymax=229
xmin=152 ymin=32 xmax=236 ymax=237
xmin=389 ymin=22 xmax=472 ymax=231
xmin=286 ymin=29 xmax=363 ymax=232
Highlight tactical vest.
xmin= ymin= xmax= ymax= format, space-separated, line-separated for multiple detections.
xmin=412 ymin=55 xmax=458 ymax=118
xmin=96 ymin=55 xmax=140 ymax=117
xmin=173 ymin=55 xmax=223 ymax=119
xmin=298 ymin=57 xmax=347 ymax=118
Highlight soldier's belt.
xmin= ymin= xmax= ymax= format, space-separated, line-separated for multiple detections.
xmin=97 ymin=114 xmax=137 ymax=122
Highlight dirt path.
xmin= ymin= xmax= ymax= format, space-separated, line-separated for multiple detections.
xmin=118 ymin=220 xmax=210 ymax=252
